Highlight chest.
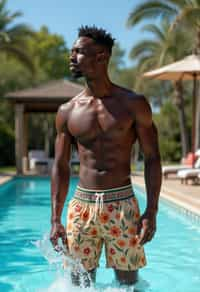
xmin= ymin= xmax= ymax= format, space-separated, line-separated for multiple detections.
xmin=67 ymin=98 xmax=132 ymax=140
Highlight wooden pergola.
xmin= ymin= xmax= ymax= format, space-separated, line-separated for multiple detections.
xmin=6 ymin=79 xmax=83 ymax=174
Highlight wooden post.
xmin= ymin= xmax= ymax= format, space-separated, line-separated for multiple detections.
xmin=192 ymin=73 xmax=197 ymax=158
xmin=23 ymin=113 xmax=29 ymax=172
xmin=15 ymin=103 xmax=25 ymax=174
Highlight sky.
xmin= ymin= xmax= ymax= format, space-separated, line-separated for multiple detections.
xmin=7 ymin=0 xmax=150 ymax=67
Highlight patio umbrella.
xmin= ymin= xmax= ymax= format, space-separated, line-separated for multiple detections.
xmin=143 ymin=54 xmax=200 ymax=154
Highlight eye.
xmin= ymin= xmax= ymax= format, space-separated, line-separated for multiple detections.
xmin=77 ymin=48 xmax=85 ymax=54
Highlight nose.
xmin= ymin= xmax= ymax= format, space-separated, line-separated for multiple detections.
xmin=70 ymin=50 xmax=77 ymax=62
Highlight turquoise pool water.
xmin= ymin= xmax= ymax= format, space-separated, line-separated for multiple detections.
xmin=0 ymin=177 xmax=200 ymax=292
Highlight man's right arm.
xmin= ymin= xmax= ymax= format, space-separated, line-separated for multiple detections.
xmin=50 ymin=106 xmax=72 ymax=250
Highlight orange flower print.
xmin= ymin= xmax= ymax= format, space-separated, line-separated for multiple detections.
xmin=128 ymin=226 xmax=137 ymax=235
xmin=75 ymin=204 xmax=82 ymax=212
xmin=110 ymin=226 xmax=121 ymax=237
xmin=108 ymin=255 xmax=114 ymax=264
xmin=135 ymin=212 xmax=140 ymax=220
xmin=83 ymin=247 xmax=91 ymax=255
xmin=68 ymin=212 xmax=74 ymax=220
xmin=141 ymin=256 xmax=146 ymax=265
xmin=120 ymin=256 xmax=126 ymax=264
xmin=117 ymin=239 xmax=126 ymax=248
xmin=107 ymin=204 xmax=114 ymax=212
xmin=90 ymin=228 xmax=98 ymax=236
xmin=81 ymin=210 xmax=89 ymax=221
xmin=97 ymin=240 xmax=102 ymax=251
xmin=74 ymin=245 xmax=80 ymax=252
xmin=67 ymin=222 xmax=72 ymax=231
xmin=110 ymin=247 xmax=116 ymax=255
xmin=99 ymin=212 xmax=109 ymax=224
xmin=129 ymin=237 xmax=138 ymax=247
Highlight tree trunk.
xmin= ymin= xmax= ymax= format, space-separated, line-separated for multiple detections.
xmin=194 ymin=28 xmax=200 ymax=151
xmin=44 ymin=118 xmax=50 ymax=158
xmin=195 ymin=83 xmax=200 ymax=151
xmin=173 ymin=80 xmax=189 ymax=157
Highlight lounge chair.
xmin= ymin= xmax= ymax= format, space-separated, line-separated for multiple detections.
xmin=162 ymin=152 xmax=200 ymax=179
xmin=70 ymin=150 xmax=80 ymax=175
xmin=177 ymin=169 xmax=200 ymax=184
xmin=177 ymin=158 xmax=200 ymax=184
xmin=28 ymin=150 xmax=53 ymax=174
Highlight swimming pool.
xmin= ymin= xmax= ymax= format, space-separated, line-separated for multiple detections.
xmin=0 ymin=177 xmax=200 ymax=292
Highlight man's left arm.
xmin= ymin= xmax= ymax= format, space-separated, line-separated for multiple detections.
xmin=134 ymin=97 xmax=162 ymax=245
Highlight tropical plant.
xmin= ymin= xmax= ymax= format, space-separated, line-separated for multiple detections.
xmin=130 ymin=19 xmax=193 ymax=156
xmin=127 ymin=0 xmax=200 ymax=54
xmin=154 ymin=100 xmax=182 ymax=162
xmin=127 ymin=0 xmax=200 ymax=152
xmin=28 ymin=26 xmax=70 ymax=79
xmin=0 ymin=0 xmax=34 ymax=72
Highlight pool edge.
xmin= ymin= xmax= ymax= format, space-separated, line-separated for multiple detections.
xmin=132 ymin=178 xmax=200 ymax=219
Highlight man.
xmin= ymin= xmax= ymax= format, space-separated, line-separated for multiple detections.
xmin=50 ymin=26 xmax=161 ymax=287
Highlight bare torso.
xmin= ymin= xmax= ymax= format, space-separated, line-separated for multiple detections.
xmin=63 ymin=86 xmax=140 ymax=189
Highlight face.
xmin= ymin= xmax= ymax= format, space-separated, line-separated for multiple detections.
xmin=69 ymin=37 xmax=103 ymax=79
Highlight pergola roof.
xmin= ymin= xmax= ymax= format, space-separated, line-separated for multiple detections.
xmin=6 ymin=79 xmax=84 ymax=112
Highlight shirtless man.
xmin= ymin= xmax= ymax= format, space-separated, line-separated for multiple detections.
xmin=50 ymin=26 xmax=161 ymax=287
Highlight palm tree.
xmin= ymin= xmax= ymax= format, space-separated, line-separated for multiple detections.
xmin=127 ymin=0 xmax=200 ymax=52
xmin=127 ymin=0 xmax=200 ymax=153
xmin=130 ymin=19 xmax=193 ymax=156
xmin=0 ymin=0 xmax=34 ymax=73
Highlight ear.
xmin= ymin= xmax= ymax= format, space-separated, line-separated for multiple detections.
xmin=96 ymin=52 xmax=106 ymax=64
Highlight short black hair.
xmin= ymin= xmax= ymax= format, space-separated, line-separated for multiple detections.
xmin=78 ymin=25 xmax=115 ymax=54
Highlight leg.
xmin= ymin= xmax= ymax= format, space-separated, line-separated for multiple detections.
xmin=71 ymin=268 xmax=96 ymax=287
xmin=66 ymin=198 xmax=102 ymax=287
xmin=114 ymin=269 xmax=138 ymax=286
xmin=104 ymin=197 xmax=146 ymax=287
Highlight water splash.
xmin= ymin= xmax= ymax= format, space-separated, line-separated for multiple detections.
xmin=32 ymin=233 xmax=146 ymax=292
xmin=32 ymin=233 xmax=96 ymax=290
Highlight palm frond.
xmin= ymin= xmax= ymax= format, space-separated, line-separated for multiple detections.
xmin=0 ymin=30 xmax=9 ymax=42
xmin=142 ymin=23 xmax=166 ymax=41
xmin=129 ymin=40 xmax=159 ymax=59
xmin=170 ymin=6 xmax=200 ymax=30
xmin=6 ymin=24 xmax=34 ymax=40
xmin=127 ymin=1 xmax=177 ymax=27
xmin=167 ymin=0 xmax=190 ymax=7
xmin=0 ymin=45 xmax=35 ymax=74
xmin=0 ymin=0 xmax=7 ymax=12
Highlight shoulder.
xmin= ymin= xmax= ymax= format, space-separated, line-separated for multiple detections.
xmin=57 ymin=91 xmax=84 ymax=120
xmin=118 ymin=87 xmax=152 ymax=127
xmin=114 ymin=85 xmax=152 ymax=127
xmin=55 ymin=93 xmax=82 ymax=132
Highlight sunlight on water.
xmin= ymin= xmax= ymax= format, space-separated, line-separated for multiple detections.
xmin=33 ymin=234 xmax=141 ymax=292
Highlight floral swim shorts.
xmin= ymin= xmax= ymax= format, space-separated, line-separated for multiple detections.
xmin=66 ymin=184 xmax=146 ymax=271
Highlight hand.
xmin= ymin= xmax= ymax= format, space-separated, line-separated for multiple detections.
xmin=50 ymin=222 xmax=67 ymax=252
xmin=136 ymin=211 xmax=157 ymax=245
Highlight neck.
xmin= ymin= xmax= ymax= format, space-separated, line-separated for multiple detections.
xmin=85 ymin=73 xmax=112 ymax=98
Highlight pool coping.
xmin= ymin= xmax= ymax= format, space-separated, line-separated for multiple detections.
xmin=0 ymin=176 xmax=13 ymax=185
xmin=132 ymin=176 xmax=200 ymax=219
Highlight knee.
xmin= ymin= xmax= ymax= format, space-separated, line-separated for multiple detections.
xmin=115 ymin=269 xmax=138 ymax=286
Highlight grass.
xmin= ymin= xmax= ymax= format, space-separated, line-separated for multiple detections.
xmin=0 ymin=166 xmax=16 ymax=173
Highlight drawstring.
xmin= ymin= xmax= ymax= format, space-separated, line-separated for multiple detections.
xmin=94 ymin=192 xmax=104 ymax=220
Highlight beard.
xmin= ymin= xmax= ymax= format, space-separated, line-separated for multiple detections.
xmin=71 ymin=71 xmax=83 ymax=79
xmin=70 ymin=67 xmax=83 ymax=79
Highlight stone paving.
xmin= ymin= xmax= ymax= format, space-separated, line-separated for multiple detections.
xmin=132 ymin=172 xmax=200 ymax=216
xmin=0 ymin=175 xmax=13 ymax=185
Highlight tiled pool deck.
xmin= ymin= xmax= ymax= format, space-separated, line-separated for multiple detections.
xmin=132 ymin=172 xmax=200 ymax=218
xmin=1 ymin=173 xmax=200 ymax=217
xmin=0 ymin=175 xmax=13 ymax=185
